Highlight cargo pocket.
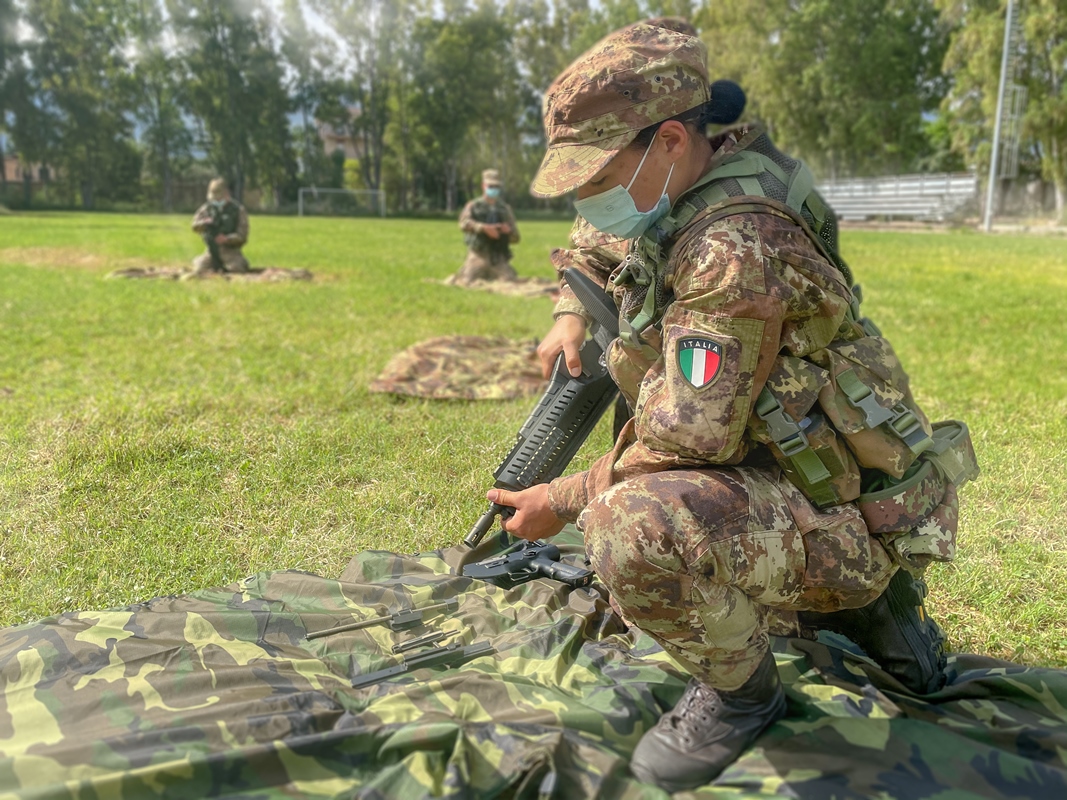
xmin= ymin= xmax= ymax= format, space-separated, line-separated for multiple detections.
xmin=635 ymin=313 xmax=763 ymax=459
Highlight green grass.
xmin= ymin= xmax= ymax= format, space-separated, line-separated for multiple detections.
xmin=1 ymin=213 xmax=1065 ymax=668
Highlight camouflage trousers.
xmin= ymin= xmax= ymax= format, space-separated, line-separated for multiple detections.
xmin=452 ymin=250 xmax=517 ymax=284
xmin=192 ymin=246 xmax=249 ymax=275
xmin=581 ymin=466 xmax=897 ymax=691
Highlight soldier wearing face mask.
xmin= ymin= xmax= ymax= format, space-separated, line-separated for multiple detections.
xmin=190 ymin=178 xmax=250 ymax=275
xmin=451 ymin=169 xmax=522 ymax=285
xmin=485 ymin=22 xmax=979 ymax=792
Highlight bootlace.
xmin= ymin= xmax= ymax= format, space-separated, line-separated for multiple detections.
xmin=667 ymin=680 xmax=722 ymax=746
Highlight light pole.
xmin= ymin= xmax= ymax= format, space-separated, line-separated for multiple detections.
xmin=984 ymin=0 xmax=1016 ymax=232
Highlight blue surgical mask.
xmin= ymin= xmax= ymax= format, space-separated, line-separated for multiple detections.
xmin=485 ymin=186 xmax=502 ymax=199
xmin=573 ymin=137 xmax=675 ymax=239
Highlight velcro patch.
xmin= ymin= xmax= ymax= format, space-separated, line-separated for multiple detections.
xmin=677 ymin=337 xmax=724 ymax=389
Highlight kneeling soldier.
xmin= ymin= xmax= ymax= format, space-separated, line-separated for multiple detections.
xmin=489 ymin=23 xmax=978 ymax=793
xmin=191 ymin=178 xmax=250 ymax=275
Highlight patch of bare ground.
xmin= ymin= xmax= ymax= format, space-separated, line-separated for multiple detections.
xmin=0 ymin=246 xmax=160 ymax=272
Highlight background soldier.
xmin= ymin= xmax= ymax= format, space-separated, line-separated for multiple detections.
xmin=191 ymin=178 xmax=250 ymax=275
xmin=452 ymin=169 xmax=520 ymax=284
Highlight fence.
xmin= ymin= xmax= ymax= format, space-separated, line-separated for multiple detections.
xmin=816 ymin=172 xmax=979 ymax=222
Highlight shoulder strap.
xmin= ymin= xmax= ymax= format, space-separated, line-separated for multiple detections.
xmin=647 ymin=145 xmax=851 ymax=287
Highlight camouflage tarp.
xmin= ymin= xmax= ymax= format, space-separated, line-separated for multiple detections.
xmin=106 ymin=267 xmax=314 ymax=282
xmin=370 ymin=335 xmax=547 ymax=400
xmin=2 ymin=527 xmax=1067 ymax=799
xmin=433 ymin=276 xmax=559 ymax=299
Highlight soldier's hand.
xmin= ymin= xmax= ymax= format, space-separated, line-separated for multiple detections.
xmin=483 ymin=224 xmax=501 ymax=240
xmin=498 ymin=223 xmax=512 ymax=235
xmin=215 ymin=234 xmax=227 ymax=244
xmin=488 ymin=485 xmax=565 ymax=541
xmin=537 ymin=314 xmax=587 ymax=378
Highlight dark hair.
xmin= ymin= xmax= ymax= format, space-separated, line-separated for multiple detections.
xmin=631 ymin=79 xmax=747 ymax=148
xmin=632 ymin=104 xmax=714 ymax=148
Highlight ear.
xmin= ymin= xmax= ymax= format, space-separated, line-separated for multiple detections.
xmin=657 ymin=120 xmax=690 ymax=162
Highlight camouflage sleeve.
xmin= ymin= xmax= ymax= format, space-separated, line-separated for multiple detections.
xmin=226 ymin=207 xmax=249 ymax=247
xmin=459 ymin=201 xmax=482 ymax=234
xmin=191 ymin=204 xmax=211 ymax=233
xmin=551 ymin=217 xmax=628 ymax=321
xmin=614 ymin=212 xmax=850 ymax=472
xmin=548 ymin=212 xmax=852 ymax=521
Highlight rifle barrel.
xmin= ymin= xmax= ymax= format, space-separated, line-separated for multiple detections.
xmin=464 ymin=502 xmax=507 ymax=548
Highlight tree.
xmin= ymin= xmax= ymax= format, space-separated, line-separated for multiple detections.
xmin=938 ymin=0 xmax=1067 ymax=219
xmin=279 ymin=0 xmax=341 ymax=188
xmin=0 ymin=0 xmax=19 ymax=197
xmin=310 ymin=0 xmax=404 ymax=194
xmin=697 ymin=0 xmax=949 ymax=179
xmin=20 ymin=0 xmax=141 ymax=209
xmin=407 ymin=9 xmax=522 ymax=211
xmin=167 ymin=0 xmax=296 ymax=204
xmin=130 ymin=0 xmax=192 ymax=211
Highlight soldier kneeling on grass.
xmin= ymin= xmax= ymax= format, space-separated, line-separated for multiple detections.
xmin=451 ymin=169 xmax=521 ymax=284
xmin=490 ymin=23 xmax=980 ymax=793
xmin=191 ymin=178 xmax=250 ymax=275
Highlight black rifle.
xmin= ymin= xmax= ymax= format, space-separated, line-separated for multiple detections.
xmin=197 ymin=202 xmax=224 ymax=271
xmin=463 ymin=268 xmax=621 ymax=548
xmin=352 ymin=641 xmax=495 ymax=690
xmin=305 ymin=598 xmax=459 ymax=640
xmin=462 ymin=539 xmax=594 ymax=589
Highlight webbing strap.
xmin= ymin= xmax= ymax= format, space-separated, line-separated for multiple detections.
xmin=755 ymin=388 xmax=836 ymax=506
xmin=785 ymin=163 xmax=815 ymax=214
xmin=923 ymin=422 xmax=981 ymax=486
xmin=837 ymin=369 xmax=932 ymax=456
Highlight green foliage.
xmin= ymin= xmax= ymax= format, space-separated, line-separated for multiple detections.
xmin=17 ymin=0 xmax=140 ymax=208
xmin=3 ymin=0 xmax=1067 ymax=217
xmin=698 ymin=0 xmax=950 ymax=179
xmin=406 ymin=8 xmax=524 ymax=211
xmin=166 ymin=0 xmax=297 ymax=204
xmin=343 ymin=158 xmax=366 ymax=190
xmin=937 ymin=0 xmax=1067 ymax=218
xmin=0 ymin=214 xmax=1065 ymax=668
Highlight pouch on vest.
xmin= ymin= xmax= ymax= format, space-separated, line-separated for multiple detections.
xmin=809 ymin=336 xmax=933 ymax=479
xmin=856 ymin=420 xmax=979 ymax=575
xmin=748 ymin=356 xmax=860 ymax=508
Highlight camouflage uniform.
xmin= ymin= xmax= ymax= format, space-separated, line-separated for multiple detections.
xmin=191 ymin=180 xmax=250 ymax=275
xmin=532 ymin=25 xmax=973 ymax=694
xmin=454 ymin=171 xmax=521 ymax=284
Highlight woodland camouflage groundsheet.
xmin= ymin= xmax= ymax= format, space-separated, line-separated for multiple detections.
xmin=1 ymin=528 xmax=1066 ymax=799
xmin=369 ymin=336 xmax=546 ymax=400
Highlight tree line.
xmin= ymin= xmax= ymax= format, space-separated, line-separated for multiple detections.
xmin=0 ymin=0 xmax=1064 ymax=217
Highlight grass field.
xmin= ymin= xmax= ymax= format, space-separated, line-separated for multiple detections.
xmin=1 ymin=212 xmax=1065 ymax=668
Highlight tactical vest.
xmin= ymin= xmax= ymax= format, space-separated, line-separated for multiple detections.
xmin=465 ymin=199 xmax=512 ymax=261
xmin=207 ymin=200 xmax=241 ymax=237
xmin=220 ymin=201 xmax=241 ymax=236
xmin=611 ymin=130 xmax=978 ymax=527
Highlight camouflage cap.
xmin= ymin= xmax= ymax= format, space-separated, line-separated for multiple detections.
xmin=482 ymin=169 xmax=503 ymax=187
xmin=531 ymin=23 xmax=709 ymax=199
xmin=207 ymin=178 xmax=228 ymax=200
xmin=642 ymin=17 xmax=698 ymax=37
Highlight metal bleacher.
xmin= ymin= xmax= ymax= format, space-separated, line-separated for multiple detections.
xmin=816 ymin=172 xmax=979 ymax=222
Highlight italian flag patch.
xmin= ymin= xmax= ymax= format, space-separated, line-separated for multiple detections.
xmin=677 ymin=337 xmax=723 ymax=389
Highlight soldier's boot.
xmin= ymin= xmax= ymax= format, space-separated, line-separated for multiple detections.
xmin=630 ymin=649 xmax=786 ymax=792
xmin=798 ymin=568 xmax=947 ymax=694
